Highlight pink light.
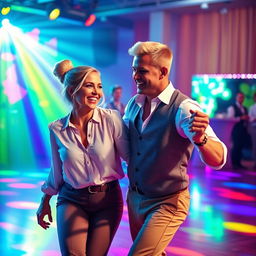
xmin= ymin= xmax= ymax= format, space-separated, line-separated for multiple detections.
xmin=3 ymin=64 xmax=27 ymax=104
xmin=6 ymin=201 xmax=39 ymax=209
xmin=0 ymin=178 xmax=19 ymax=183
xmin=196 ymin=74 xmax=256 ymax=79
xmin=166 ymin=246 xmax=205 ymax=256
xmin=0 ymin=222 xmax=28 ymax=234
xmin=42 ymin=251 xmax=61 ymax=256
xmin=26 ymin=28 xmax=40 ymax=42
xmin=85 ymin=14 xmax=96 ymax=26
xmin=213 ymin=187 xmax=256 ymax=201
xmin=1 ymin=52 xmax=16 ymax=61
xmin=8 ymin=183 xmax=37 ymax=189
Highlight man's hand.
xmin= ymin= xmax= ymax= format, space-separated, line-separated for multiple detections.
xmin=189 ymin=109 xmax=209 ymax=144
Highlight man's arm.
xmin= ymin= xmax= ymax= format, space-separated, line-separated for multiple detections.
xmin=189 ymin=110 xmax=225 ymax=167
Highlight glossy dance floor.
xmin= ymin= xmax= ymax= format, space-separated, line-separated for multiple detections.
xmin=0 ymin=165 xmax=256 ymax=256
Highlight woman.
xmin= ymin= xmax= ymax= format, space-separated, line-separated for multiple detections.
xmin=36 ymin=59 xmax=129 ymax=256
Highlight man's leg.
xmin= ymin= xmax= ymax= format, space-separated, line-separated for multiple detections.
xmin=128 ymin=189 xmax=190 ymax=256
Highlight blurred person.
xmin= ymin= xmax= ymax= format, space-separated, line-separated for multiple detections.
xmin=249 ymin=92 xmax=256 ymax=169
xmin=123 ymin=41 xmax=227 ymax=256
xmin=104 ymin=85 xmax=125 ymax=116
xmin=227 ymin=92 xmax=250 ymax=169
xmin=36 ymin=60 xmax=129 ymax=256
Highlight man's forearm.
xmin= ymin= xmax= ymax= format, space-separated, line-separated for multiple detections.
xmin=197 ymin=139 xmax=225 ymax=167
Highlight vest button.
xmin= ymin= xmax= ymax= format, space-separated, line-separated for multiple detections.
xmin=139 ymin=136 xmax=142 ymax=140
xmin=135 ymin=168 xmax=139 ymax=172
xmin=137 ymin=152 xmax=141 ymax=156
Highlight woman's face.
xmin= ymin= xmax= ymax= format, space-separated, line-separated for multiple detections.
xmin=72 ymin=71 xmax=103 ymax=110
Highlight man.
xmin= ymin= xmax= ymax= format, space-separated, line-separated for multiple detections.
xmin=248 ymin=92 xmax=256 ymax=169
xmin=123 ymin=41 xmax=227 ymax=256
xmin=227 ymin=92 xmax=250 ymax=169
xmin=104 ymin=85 xmax=125 ymax=116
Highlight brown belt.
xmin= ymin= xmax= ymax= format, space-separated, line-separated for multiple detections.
xmin=67 ymin=180 xmax=118 ymax=194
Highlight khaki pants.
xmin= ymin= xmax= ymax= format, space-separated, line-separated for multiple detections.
xmin=127 ymin=188 xmax=190 ymax=256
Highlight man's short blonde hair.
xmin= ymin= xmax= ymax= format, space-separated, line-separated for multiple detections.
xmin=128 ymin=41 xmax=173 ymax=74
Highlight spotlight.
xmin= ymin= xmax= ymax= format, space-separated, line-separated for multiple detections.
xmin=49 ymin=7 xmax=60 ymax=20
xmin=2 ymin=18 xmax=10 ymax=27
xmin=1 ymin=5 xmax=11 ymax=15
xmin=200 ymin=2 xmax=209 ymax=9
xmin=46 ymin=3 xmax=61 ymax=20
xmin=84 ymin=14 xmax=96 ymax=26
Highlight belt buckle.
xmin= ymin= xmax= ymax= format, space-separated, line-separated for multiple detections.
xmin=88 ymin=186 xmax=97 ymax=194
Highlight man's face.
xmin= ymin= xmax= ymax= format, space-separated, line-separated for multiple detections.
xmin=236 ymin=93 xmax=244 ymax=104
xmin=113 ymin=88 xmax=122 ymax=101
xmin=132 ymin=54 xmax=163 ymax=98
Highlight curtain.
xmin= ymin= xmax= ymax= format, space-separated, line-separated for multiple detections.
xmin=175 ymin=7 xmax=256 ymax=95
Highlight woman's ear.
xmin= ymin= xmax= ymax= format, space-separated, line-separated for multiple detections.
xmin=67 ymin=87 xmax=75 ymax=97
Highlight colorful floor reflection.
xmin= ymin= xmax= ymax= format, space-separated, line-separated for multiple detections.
xmin=0 ymin=166 xmax=255 ymax=256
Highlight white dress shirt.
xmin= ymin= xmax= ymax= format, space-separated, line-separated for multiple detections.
xmin=227 ymin=102 xmax=246 ymax=121
xmin=123 ymin=82 xmax=227 ymax=169
xmin=42 ymin=107 xmax=129 ymax=195
xmin=249 ymin=103 xmax=256 ymax=126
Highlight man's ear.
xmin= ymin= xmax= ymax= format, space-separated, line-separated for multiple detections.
xmin=160 ymin=67 xmax=168 ymax=79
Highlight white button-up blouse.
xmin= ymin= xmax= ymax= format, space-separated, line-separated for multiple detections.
xmin=41 ymin=107 xmax=129 ymax=195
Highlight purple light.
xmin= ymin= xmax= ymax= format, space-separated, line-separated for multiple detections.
xmin=216 ymin=204 xmax=256 ymax=216
xmin=0 ymin=191 xmax=18 ymax=195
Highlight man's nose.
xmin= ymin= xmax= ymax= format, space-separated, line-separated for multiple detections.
xmin=133 ymin=72 xmax=140 ymax=80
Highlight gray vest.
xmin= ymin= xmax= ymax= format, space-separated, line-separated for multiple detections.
xmin=127 ymin=90 xmax=194 ymax=197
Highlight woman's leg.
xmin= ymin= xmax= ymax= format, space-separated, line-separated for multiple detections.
xmin=86 ymin=183 xmax=124 ymax=256
xmin=57 ymin=202 xmax=89 ymax=256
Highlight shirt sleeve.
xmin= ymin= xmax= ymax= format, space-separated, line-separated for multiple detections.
xmin=175 ymin=99 xmax=227 ymax=169
xmin=41 ymin=126 xmax=64 ymax=195
xmin=123 ymin=103 xmax=130 ymax=128
xmin=111 ymin=110 xmax=130 ymax=163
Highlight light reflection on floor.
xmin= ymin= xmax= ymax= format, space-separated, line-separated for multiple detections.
xmin=0 ymin=166 xmax=255 ymax=256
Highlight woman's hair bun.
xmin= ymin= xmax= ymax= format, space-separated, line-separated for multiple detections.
xmin=53 ymin=59 xmax=73 ymax=83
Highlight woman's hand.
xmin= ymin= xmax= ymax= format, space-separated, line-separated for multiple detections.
xmin=36 ymin=195 xmax=53 ymax=230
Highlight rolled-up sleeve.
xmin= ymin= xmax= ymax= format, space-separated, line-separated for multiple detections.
xmin=111 ymin=110 xmax=130 ymax=163
xmin=41 ymin=127 xmax=64 ymax=195
xmin=176 ymin=99 xmax=227 ymax=169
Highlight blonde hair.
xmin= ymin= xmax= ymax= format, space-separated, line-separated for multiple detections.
xmin=53 ymin=59 xmax=100 ymax=103
xmin=128 ymin=41 xmax=173 ymax=73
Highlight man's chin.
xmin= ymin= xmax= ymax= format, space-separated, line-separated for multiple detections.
xmin=137 ymin=88 xmax=144 ymax=94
